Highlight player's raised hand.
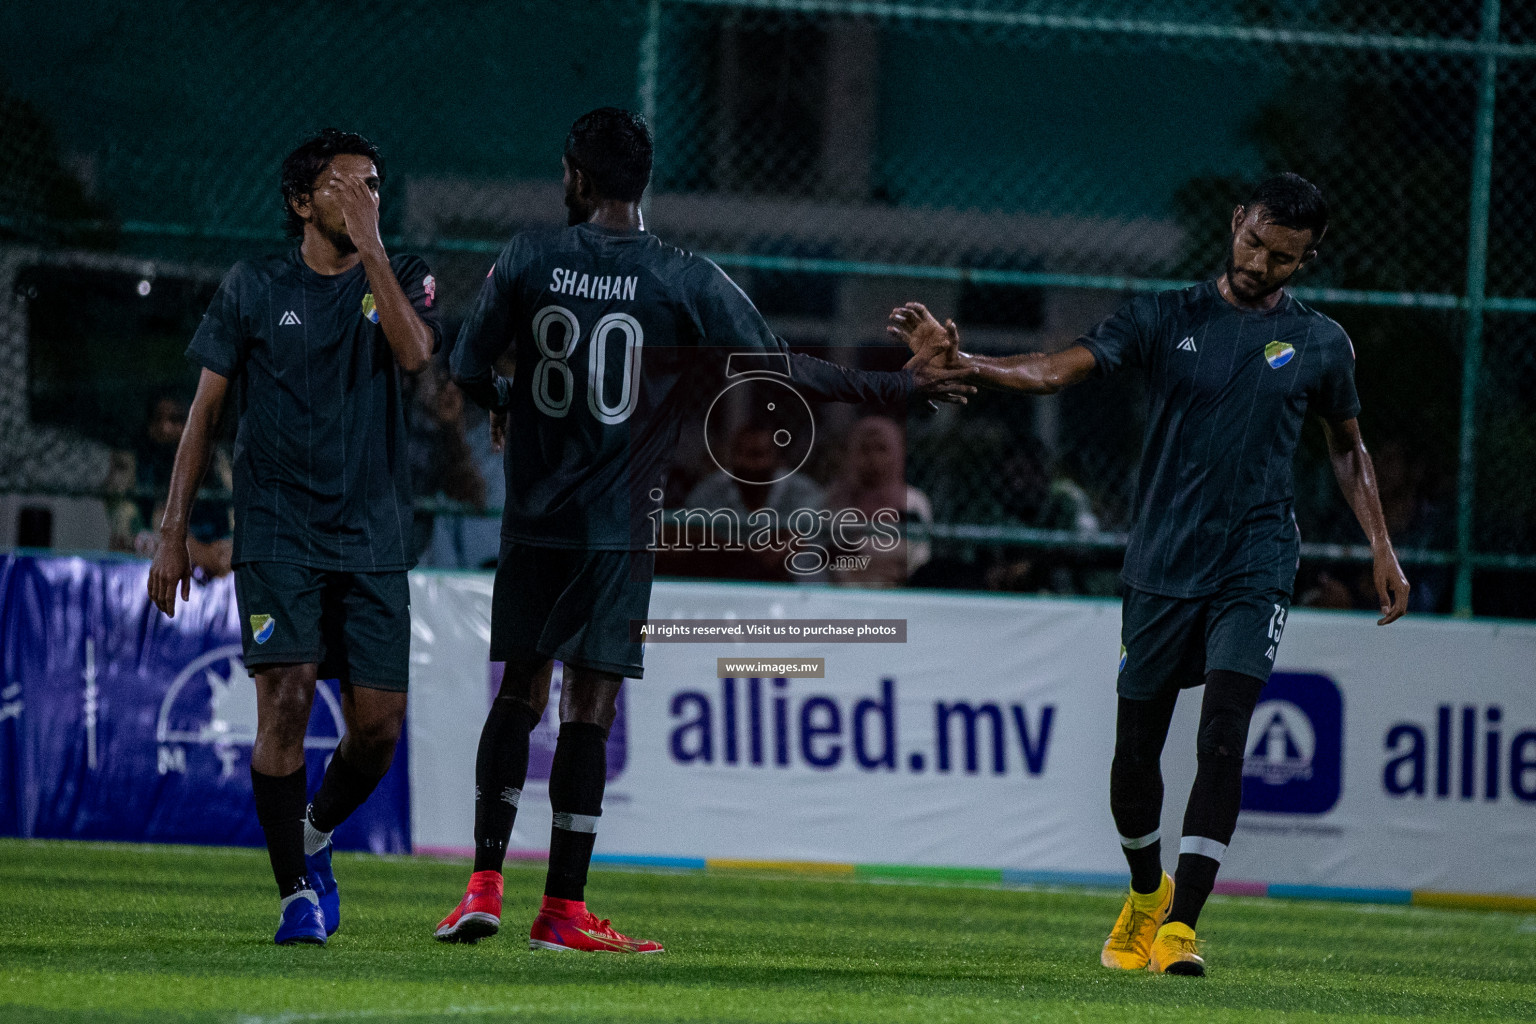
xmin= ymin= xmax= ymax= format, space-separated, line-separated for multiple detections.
xmin=329 ymin=171 xmax=384 ymax=256
xmin=892 ymin=303 xmax=974 ymax=405
xmin=887 ymin=302 xmax=965 ymax=370
xmin=147 ymin=534 xmax=192 ymax=618
xmin=1373 ymin=550 xmax=1410 ymax=625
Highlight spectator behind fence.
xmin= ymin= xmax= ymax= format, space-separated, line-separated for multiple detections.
xmin=426 ymin=367 xmax=506 ymax=570
xmin=106 ymin=394 xmax=233 ymax=577
xmin=675 ymin=423 xmax=827 ymax=582
xmin=1298 ymin=439 xmax=1450 ymax=613
xmin=983 ymin=436 xmax=1108 ymax=595
xmin=409 ymin=367 xmax=486 ymax=563
xmin=825 ymin=415 xmax=932 ymax=586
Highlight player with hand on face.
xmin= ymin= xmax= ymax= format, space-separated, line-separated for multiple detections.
xmin=889 ymin=174 xmax=1409 ymax=975
xmin=148 ymin=129 xmax=440 ymax=945
xmin=437 ymin=107 xmax=972 ymax=953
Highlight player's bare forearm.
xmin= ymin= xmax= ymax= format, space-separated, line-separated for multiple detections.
xmin=149 ymin=368 xmax=227 ymax=616
xmin=1323 ymin=417 xmax=1410 ymax=624
xmin=965 ymin=347 xmax=1097 ymax=395
xmin=887 ymin=303 xmax=1094 ymax=396
xmin=359 ymin=248 xmax=434 ymax=373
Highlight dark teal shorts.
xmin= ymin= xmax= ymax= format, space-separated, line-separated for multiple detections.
xmin=490 ymin=541 xmax=654 ymax=678
xmin=1116 ymin=585 xmax=1290 ymax=701
xmin=233 ymin=561 xmax=411 ymax=690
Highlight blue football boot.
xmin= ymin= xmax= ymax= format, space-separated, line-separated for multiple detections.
xmin=275 ymin=893 xmax=327 ymax=945
xmin=306 ymin=839 xmax=341 ymax=936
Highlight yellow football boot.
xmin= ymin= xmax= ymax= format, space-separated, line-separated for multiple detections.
xmin=1100 ymin=872 xmax=1173 ymax=969
xmin=1148 ymin=920 xmax=1206 ymax=976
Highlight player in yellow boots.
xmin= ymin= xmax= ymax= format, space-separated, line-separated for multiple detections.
xmin=1101 ymin=871 xmax=1205 ymax=975
xmin=1148 ymin=921 xmax=1205 ymax=976
xmin=1100 ymin=871 xmax=1174 ymax=970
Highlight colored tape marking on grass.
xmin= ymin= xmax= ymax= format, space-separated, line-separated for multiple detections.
xmin=707 ymin=859 xmax=857 ymax=875
xmin=856 ymin=863 xmax=1003 ymax=884
xmin=1413 ymin=890 xmax=1536 ymax=912
xmin=594 ymin=854 xmax=707 ymax=870
xmin=1269 ymin=884 xmax=1413 ymax=905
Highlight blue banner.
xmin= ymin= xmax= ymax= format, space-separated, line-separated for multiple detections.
xmin=0 ymin=554 xmax=409 ymax=852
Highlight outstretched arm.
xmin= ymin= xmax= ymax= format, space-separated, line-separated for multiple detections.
xmin=887 ymin=303 xmax=1097 ymax=395
xmin=148 ymin=368 xmax=229 ymax=617
xmin=785 ymin=326 xmax=975 ymax=407
xmin=1323 ymin=417 xmax=1409 ymax=624
xmin=692 ymin=260 xmax=973 ymax=407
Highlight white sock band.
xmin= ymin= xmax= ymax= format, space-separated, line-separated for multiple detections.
xmin=1119 ymin=829 xmax=1160 ymax=850
xmin=280 ymin=889 xmax=319 ymax=912
xmin=1180 ymin=835 xmax=1229 ymax=862
xmin=302 ymin=812 xmax=332 ymax=857
xmin=552 ymin=812 xmax=599 ymax=834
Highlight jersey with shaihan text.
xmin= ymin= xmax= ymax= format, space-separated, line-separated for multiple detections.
xmin=1078 ymin=280 xmax=1361 ymax=599
xmin=452 ymin=222 xmax=911 ymax=551
xmin=186 ymin=250 xmax=442 ymax=572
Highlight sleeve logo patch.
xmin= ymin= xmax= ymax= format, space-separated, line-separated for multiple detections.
xmin=1264 ymin=340 xmax=1295 ymax=368
xmin=423 ymin=275 xmax=436 ymax=308
xmin=249 ymin=615 xmax=276 ymax=645
xmin=361 ymin=293 xmax=380 ymax=324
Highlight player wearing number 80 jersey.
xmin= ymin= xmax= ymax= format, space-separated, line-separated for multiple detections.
xmin=442 ymin=108 xmax=970 ymax=952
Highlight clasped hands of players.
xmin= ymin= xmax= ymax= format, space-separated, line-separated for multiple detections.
xmin=900 ymin=317 xmax=976 ymax=406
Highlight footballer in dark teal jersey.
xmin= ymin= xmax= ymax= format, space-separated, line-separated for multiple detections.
xmin=149 ymin=129 xmax=440 ymax=946
xmin=437 ymin=108 xmax=971 ymax=953
xmin=890 ymin=174 xmax=1409 ymax=976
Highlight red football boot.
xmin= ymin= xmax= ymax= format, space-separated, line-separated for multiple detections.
xmin=528 ymin=896 xmax=664 ymax=953
xmin=435 ymin=870 xmax=503 ymax=943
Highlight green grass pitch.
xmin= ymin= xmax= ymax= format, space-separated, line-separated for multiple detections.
xmin=2 ymin=839 xmax=1534 ymax=1023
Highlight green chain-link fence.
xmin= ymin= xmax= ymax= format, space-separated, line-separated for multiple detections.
xmin=2 ymin=0 xmax=1533 ymax=615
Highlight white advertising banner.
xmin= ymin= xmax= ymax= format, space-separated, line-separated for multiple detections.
xmin=407 ymin=575 xmax=1536 ymax=897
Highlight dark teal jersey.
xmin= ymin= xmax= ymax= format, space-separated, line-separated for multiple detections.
xmin=1078 ymin=280 xmax=1361 ymax=598
xmin=186 ymin=250 xmax=443 ymax=572
xmin=452 ymin=223 xmax=913 ymax=551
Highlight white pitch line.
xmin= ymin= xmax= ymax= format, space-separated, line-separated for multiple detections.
xmin=236 ymin=1006 xmax=532 ymax=1024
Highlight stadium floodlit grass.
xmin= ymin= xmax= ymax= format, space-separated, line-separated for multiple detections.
xmin=2 ymin=840 xmax=1534 ymax=1023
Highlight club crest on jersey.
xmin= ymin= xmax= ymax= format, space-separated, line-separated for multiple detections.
xmin=361 ymin=293 xmax=380 ymax=324
xmin=1265 ymin=340 xmax=1295 ymax=368
xmin=423 ymin=275 xmax=436 ymax=308
xmin=249 ymin=615 xmax=275 ymax=645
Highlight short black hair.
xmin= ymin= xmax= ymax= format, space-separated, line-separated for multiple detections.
xmin=565 ymin=108 xmax=653 ymax=203
xmin=1245 ymin=173 xmax=1329 ymax=245
xmin=279 ymin=128 xmax=384 ymax=238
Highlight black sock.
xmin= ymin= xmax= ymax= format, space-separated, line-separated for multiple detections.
xmin=251 ymin=766 xmax=311 ymax=899
xmin=1123 ymin=842 xmax=1164 ymax=895
xmin=1110 ymin=693 xmax=1177 ymax=894
xmin=544 ymin=721 xmax=608 ymax=902
xmin=473 ymin=697 xmax=540 ymax=874
xmin=308 ymin=749 xmax=388 ymax=834
xmin=1168 ymin=670 xmax=1265 ymax=928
